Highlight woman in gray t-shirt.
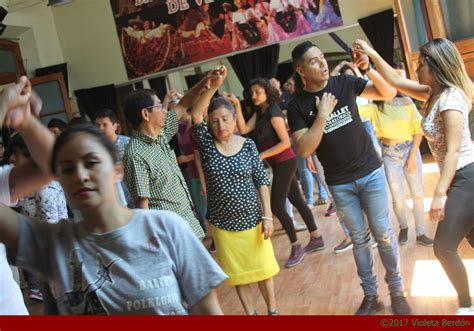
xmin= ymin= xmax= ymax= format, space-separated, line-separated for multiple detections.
xmin=0 ymin=124 xmax=227 ymax=315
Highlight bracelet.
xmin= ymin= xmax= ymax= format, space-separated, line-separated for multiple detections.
xmin=262 ymin=216 xmax=273 ymax=221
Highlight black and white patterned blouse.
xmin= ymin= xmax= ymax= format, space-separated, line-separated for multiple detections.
xmin=17 ymin=180 xmax=68 ymax=224
xmin=192 ymin=121 xmax=271 ymax=231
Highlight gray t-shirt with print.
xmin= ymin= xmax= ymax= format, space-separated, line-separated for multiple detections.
xmin=9 ymin=209 xmax=227 ymax=315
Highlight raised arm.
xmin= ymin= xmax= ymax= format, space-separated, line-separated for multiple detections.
xmin=191 ymin=66 xmax=227 ymax=124
xmin=330 ymin=60 xmax=351 ymax=77
xmin=293 ymin=93 xmax=338 ymax=158
xmin=1 ymin=78 xmax=55 ymax=202
xmin=353 ymin=39 xmax=431 ymax=102
xmin=0 ymin=76 xmax=31 ymax=124
xmin=352 ymin=54 xmax=397 ymax=101
xmin=361 ymin=69 xmax=397 ymax=101
xmin=178 ymin=67 xmax=226 ymax=120
xmin=222 ymin=92 xmax=256 ymax=135
xmin=194 ymin=150 xmax=207 ymax=195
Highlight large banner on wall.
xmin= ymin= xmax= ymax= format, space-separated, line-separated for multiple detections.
xmin=111 ymin=0 xmax=343 ymax=79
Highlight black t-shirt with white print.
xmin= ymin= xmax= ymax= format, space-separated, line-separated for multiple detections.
xmin=287 ymin=74 xmax=381 ymax=185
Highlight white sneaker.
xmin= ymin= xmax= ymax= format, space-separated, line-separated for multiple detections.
xmin=456 ymin=307 xmax=474 ymax=315
xmin=371 ymin=238 xmax=378 ymax=249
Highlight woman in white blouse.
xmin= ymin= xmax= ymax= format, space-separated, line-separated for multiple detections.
xmin=353 ymin=38 xmax=474 ymax=315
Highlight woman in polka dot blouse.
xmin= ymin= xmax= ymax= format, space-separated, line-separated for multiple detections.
xmin=191 ymin=66 xmax=280 ymax=315
xmin=234 ymin=77 xmax=325 ymax=268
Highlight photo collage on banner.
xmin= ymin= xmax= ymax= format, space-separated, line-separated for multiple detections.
xmin=110 ymin=0 xmax=343 ymax=79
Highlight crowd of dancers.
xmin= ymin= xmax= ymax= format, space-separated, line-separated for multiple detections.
xmin=0 ymin=36 xmax=472 ymax=316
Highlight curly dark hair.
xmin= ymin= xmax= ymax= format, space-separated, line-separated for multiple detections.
xmin=249 ymin=78 xmax=281 ymax=106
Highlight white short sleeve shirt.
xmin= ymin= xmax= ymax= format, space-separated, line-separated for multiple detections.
xmin=0 ymin=164 xmax=28 ymax=315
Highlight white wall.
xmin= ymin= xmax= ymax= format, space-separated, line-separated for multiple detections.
xmin=17 ymin=28 xmax=42 ymax=76
xmin=3 ymin=0 xmax=64 ymax=69
xmin=52 ymin=0 xmax=128 ymax=92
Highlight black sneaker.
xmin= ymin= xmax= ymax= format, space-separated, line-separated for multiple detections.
xmin=398 ymin=228 xmax=408 ymax=245
xmin=355 ymin=295 xmax=384 ymax=315
xmin=390 ymin=293 xmax=412 ymax=315
xmin=325 ymin=203 xmax=336 ymax=217
xmin=416 ymin=235 xmax=434 ymax=247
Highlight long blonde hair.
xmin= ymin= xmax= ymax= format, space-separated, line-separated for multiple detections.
xmin=420 ymin=38 xmax=473 ymax=111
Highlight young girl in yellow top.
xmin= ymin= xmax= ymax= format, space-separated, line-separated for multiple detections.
xmin=359 ymin=94 xmax=434 ymax=247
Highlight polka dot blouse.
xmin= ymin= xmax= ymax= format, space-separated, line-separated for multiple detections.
xmin=192 ymin=122 xmax=271 ymax=231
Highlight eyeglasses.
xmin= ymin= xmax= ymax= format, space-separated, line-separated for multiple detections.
xmin=145 ymin=103 xmax=165 ymax=112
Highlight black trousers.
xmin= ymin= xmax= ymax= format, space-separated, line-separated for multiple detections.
xmin=434 ymin=162 xmax=474 ymax=307
xmin=270 ymin=157 xmax=317 ymax=243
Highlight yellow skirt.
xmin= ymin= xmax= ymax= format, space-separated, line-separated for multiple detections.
xmin=211 ymin=222 xmax=280 ymax=286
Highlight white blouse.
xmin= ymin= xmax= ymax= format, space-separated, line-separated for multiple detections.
xmin=422 ymin=87 xmax=474 ymax=170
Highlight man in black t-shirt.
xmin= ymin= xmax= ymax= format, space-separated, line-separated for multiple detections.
xmin=287 ymin=41 xmax=412 ymax=315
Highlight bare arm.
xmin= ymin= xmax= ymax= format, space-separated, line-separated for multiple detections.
xmin=2 ymin=79 xmax=55 ymax=202
xmin=189 ymin=289 xmax=224 ymax=315
xmin=191 ymin=67 xmax=227 ymax=124
xmin=353 ymin=39 xmax=431 ymax=102
xmin=194 ymin=150 xmax=207 ymax=195
xmin=406 ymin=133 xmax=423 ymax=174
xmin=360 ymin=69 xmax=397 ymax=101
xmin=352 ymin=52 xmax=396 ymax=101
xmin=135 ymin=197 xmax=149 ymax=209
xmin=236 ymin=111 xmax=256 ymax=135
xmin=0 ymin=204 xmax=21 ymax=250
xmin=259 ymin=116 xmax=291 ymax=160
xmin=225 ymin=92 xmax=256 ymax=135
xmin=293 ymin=123 xmax=324 ymax=159
xmin=435 ymin=111 xmax=463 ymax=196
xmin=177 ymin=67 xmax=226 ymax=120
xmin=330 ymin=60 xmax=351 ymax=77
xmin=257 ymin=185 xmax=273 ymax=240
xmin=430 ymin=110 xmax=463 ymax=222
xmin=9 ymin=162 xmax=54 ymax=203
xmin=410 ymin=133 xmax=423 ymax=157
xmin=0 ymin=76 xmax=31 ymax=123
xmin=293 ymin=93 xmax=338 ymax=158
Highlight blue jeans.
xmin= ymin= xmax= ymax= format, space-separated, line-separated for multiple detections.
xmin=329 ymin=166 xmax=403 ymax=296
xmin=314 ymin=172 xmax=329 ymax=201
xmin=296 ymin=154 xmax=329 ymax=204
xmin=382 ymin=141 xmax=425 ymax=236
xmin=296 ymin=154 xmax=315 ymax=205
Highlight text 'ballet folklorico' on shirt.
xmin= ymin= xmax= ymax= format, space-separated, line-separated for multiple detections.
xmin=324 ymin=105 xmax=353 ymax=134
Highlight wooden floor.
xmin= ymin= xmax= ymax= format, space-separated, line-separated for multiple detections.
xmin=25 ymin=156 xmax=473 ymax=315
xmin=215 ymin=155 xmax=474 ymax=315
